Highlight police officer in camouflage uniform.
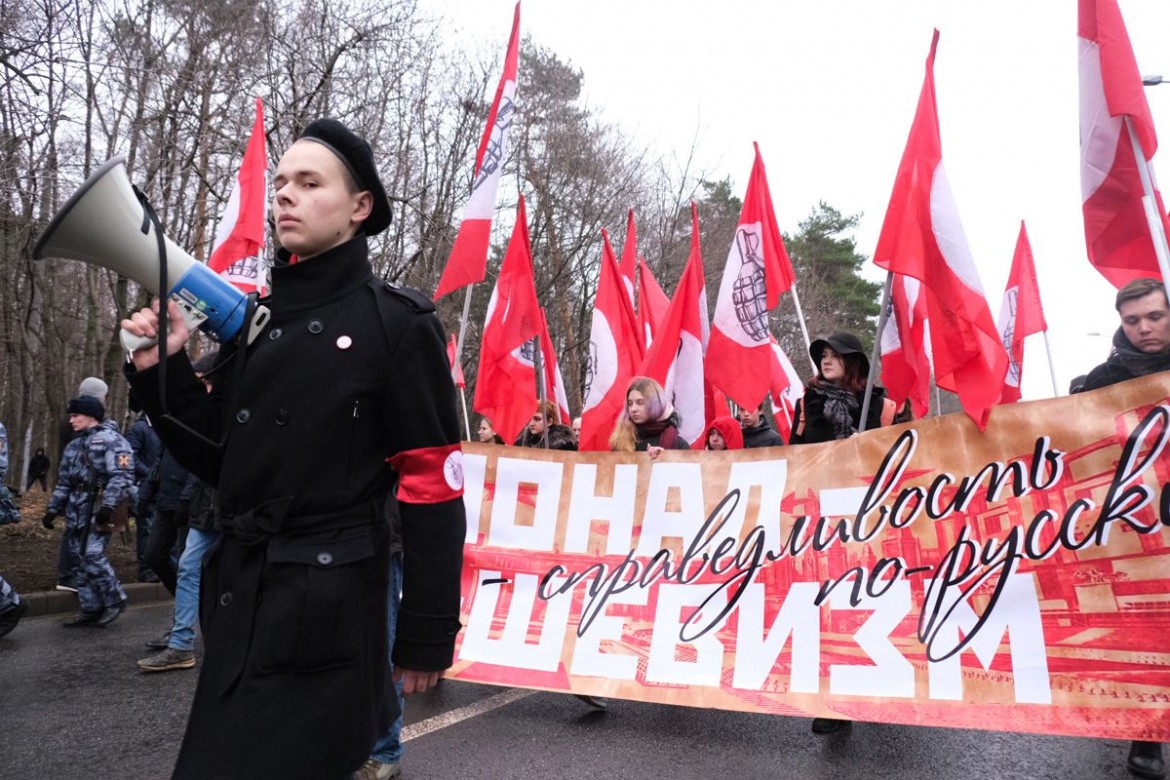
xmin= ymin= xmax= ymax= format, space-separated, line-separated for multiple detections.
xmin=0 ymin=421 xmax=29 ymax=638
xmin=42 ymin=396 xmax=133 ymax=627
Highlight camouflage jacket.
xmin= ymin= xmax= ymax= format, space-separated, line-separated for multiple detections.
xmin=48 ymin=420 xmax=134 ymax=528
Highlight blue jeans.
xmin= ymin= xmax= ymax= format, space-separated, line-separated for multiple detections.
xmin=370 ymin=551 xmax=404 ymax=764
xmin=168 ymin=527 xmax=218 ymax=652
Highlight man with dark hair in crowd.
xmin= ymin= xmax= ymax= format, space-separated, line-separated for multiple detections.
xmin=738 ymin=398 xmax=785 ymax=448
xmin=1077 ymin=277 xmax=1170 ymax=780
xmin=26 ymin=448 xmax=50 ymax=492
xmin=122 ymin=117 xmax=465 ymax=780
xmin=124 ymin=396 xmax=162 ymax=582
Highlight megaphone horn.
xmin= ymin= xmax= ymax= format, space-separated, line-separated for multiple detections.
xmin=33 ymin=156 xmax=269 ymax=351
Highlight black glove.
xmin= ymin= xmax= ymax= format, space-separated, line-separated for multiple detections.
xmin=174 ymin=501 xmax=190 ymax=527
xmin=41 ymin=511 xmax=57 ymax=530
xmin=95 ymin=506 xmax=113 ymax=529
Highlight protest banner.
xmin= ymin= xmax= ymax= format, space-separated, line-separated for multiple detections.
xmin=450 ymin=373 xmax=1170 ymax=740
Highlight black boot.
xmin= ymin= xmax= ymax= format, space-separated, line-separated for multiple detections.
xmin=811 ymin=717 xmax=848 ymax=734
xmin=1129 ymin=741 xmax=1166 ymax=780
xmin=62 ymin=611 xmax=102 ymax=628
xmin=0 ymin=601 xmax=28 ymax=638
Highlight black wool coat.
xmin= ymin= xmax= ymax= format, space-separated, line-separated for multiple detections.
xmin=128 ymin=237 xmax=465 ymax=780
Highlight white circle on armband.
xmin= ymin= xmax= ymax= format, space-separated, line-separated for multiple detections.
xmin=444 ymin=449 xmax=465 ymax=491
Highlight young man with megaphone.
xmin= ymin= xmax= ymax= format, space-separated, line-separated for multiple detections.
xmin=121 ymin=118 xmax=466 ymax=780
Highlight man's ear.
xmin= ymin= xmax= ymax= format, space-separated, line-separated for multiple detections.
xmin=352 ymin=191 xmax=374 ymax=226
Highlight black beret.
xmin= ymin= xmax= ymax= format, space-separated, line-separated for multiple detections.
xmin=299 ymin=118 xmax=391 ymax=236
xmin=67 ymin=395 xmax=105 ymax=421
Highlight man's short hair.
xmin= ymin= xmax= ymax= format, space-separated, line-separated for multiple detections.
xmin=1115 ymin=278 xmax=1168 ymax=311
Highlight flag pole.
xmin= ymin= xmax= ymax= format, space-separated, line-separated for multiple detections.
xmin=1042 ymin=330 xmax=1060 ymax=397
xmin=1125 ymin=118 xmax=1170 ymax=291
xmin=453 ymin=284 xmax=475 ymax=440
xmin=533 ymin=332 xmax=550 ymax=448
xmin=790 ymin=284 xmax=817 ymax=373
xmin=859 ymin=272 xmax=893 ymax=433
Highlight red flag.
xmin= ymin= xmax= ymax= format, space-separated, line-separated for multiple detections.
xmin=208 ymin=97 xmax=268 ymax=294
xmin=997 ymin=221 xmax=1048 ymax=404
xmin=446 ymin=333 xmax=466 ymax=389
xmin=619 ymin=209 xmax=639 ymax=310
xmin=538 ymin=309 xmax=571 ymax=425
xmin=472 ymin=195 xmax=541 ymax=443
xmin=579 ymin=229 xmax=645 ymax=451
xmin=707 ymin=143 xmax=796 ymax=410
xmin=640 ymin=203 xmax=709 ymax=445
xmin=1079 ymin=0 xmax=1170 ymax=288
xmin=879 ymin=274 xmax=932 ymax=418
xmin=434 ymin=3 xmax=520 ymax=300
xmin=636 ymin=254 xmax=670 ymax=350
xmin=768 ymin=337 xmax=804 ymax=444
xmin=872 ymin=30 xmax=1007 ymax=430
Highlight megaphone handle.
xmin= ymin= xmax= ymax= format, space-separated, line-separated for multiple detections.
xmin=120 ymin=298 xmax=206 ymax=354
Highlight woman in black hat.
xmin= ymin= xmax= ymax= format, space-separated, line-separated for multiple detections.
xmin=791 ymin=332 xmax=896 ymax=736
xmin=790 ymin=331 xmax=896 ymax=445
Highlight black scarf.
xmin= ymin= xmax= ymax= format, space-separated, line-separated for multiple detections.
xmin=811 ymin=381 xmax=860 ymax=440
xmin=1108 ymin=328 xmax=1170 ymax=378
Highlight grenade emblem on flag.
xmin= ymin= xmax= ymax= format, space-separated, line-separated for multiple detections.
xmin=731 ymin=227 xmax=769 ymax=342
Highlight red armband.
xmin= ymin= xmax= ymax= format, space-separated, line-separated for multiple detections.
xmin=387 ymin=443 xmax=464 ymax=504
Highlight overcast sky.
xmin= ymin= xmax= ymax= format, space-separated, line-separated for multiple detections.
xmin=422 ymin=0 xmax=1170 ymax=402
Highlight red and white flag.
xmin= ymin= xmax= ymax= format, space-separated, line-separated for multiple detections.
xmin=579 ymin=229 xmax=645 ymax=451
xmin=1079 ymin=0 xmax=1170 ymax=288
xmin=472 ymin=195 xmax=541 ymax=444
xmin=873 ymin=30 xmax=1006 ymax=430
xmin=538 ymin=309 xmax=571 ymax=425
xmin=997 ymin=221 xmax=1048 ymax=404
xmin=640 ymin=203 xmax=709 ymax=445
xmin=707 ymin=143 xmax=797 ymax=411
xmin=619 ymin=209 xmax=639 ymax=310
xmin=768 ymin=337 xmax=804 ymax=443
xmin=446 ymin=333 xmax=466 ymax=389
xmin=208 ymin=97 xmax=268 ymax=294
xmin=434 ymin=3 xmax=520 ymax=300
xmin=879 ymin=274 xmax=932 ymax=418
xmin=636 ymin=254 xmax=670 ymax=350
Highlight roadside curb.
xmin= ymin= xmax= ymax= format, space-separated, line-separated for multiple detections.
xmin=22 ymin=582 xmax=173 ymax=617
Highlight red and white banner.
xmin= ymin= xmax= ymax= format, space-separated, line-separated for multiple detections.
xmin=434 ymin=3 xmax=520 ymax=300
xmin=208 ymin=97 xmax=268 ymax=294
xmin=1078 ymin=0 xmax=1170 ymax=288
xmin=640 ymin=203 xmax=709 ymax=446
xmin=873 ymin=30 xmax=1006 ymax=430
xmin=879 ymin=274 xmax=932 ymax=418
xmin=998 ymin=221 xmax=1048 ymax=404
xmin=451 ymin=372 xmax=1170 ymax=740
xmin=707 ymin=143 xmax=796 ymax=411
xmin=579 ymin=229 xmax=645 ymax=451
xmin=472 ymin=196 xmax=541 ymax=444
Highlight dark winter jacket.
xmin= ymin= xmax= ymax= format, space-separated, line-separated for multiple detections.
xmin=514 ymin=423 xmax=577 ymax=451
xmin=742 ymin=417 xmax=785 ymax=448
xmin=1081 ymin=328 xmax=1170 ymax=392
xmin=790 ymin=383 xmax=892 ymax=445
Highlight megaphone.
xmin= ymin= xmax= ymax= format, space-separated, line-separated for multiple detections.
xmin=33 ymin=156 xmax=269 ymax=352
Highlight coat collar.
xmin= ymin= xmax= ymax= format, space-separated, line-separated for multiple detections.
xmin=269 ymin=237 xmax=374 ymax=315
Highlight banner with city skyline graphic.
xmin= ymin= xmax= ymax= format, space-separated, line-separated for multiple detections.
xmin=449 ymin=373 xmax=1170 ymax=740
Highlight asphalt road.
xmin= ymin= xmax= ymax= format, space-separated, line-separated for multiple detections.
xmin=0 ymin=601 xmax=1147 ymax=779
